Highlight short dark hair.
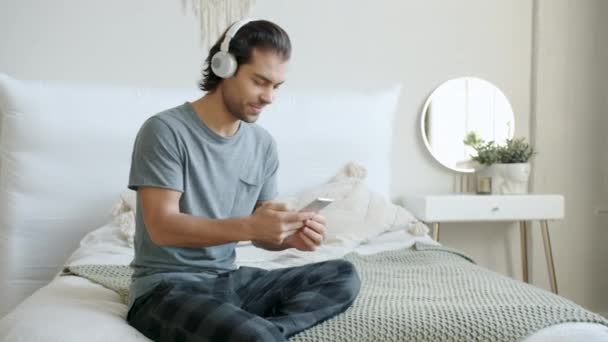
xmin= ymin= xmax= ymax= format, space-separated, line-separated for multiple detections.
xmin=198 ymin=20 xmax=291 ymax=92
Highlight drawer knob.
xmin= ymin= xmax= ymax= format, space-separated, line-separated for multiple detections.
xmin=492 ymin=206 xmax=500 ymax=211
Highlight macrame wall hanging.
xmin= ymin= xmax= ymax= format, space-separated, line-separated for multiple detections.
xmin=182 ymin=0 xmax=256 ymax=50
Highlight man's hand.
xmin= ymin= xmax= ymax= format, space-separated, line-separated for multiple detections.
xmin=248 ymin=201 xmax=313 ymax=247
xmin=282 ymin=213 xmax=327 ymax=251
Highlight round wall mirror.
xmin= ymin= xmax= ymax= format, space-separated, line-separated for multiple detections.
xmin=420 ymin=77 xmax=515 ymax=173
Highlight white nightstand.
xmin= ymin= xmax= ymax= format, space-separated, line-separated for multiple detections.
xmin=403 ymin=194 xmax=564 ymax=294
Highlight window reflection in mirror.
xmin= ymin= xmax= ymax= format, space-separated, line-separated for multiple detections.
xmin=421 ymin=77 xmax=515 ymax=173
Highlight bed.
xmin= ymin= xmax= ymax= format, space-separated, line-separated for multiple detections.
xmin=0 ymin=74 xmax=607 ymax=341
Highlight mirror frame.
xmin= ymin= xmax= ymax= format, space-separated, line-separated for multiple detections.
xmin=420 ymin=77 xmax=515 ymax=173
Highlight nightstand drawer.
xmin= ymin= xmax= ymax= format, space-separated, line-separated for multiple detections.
xmin=403 ymin=194 xmax=564 ymax=222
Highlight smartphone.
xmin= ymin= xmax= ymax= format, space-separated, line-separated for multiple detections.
xmin=298 ymin=197 xmax=334 ymax=213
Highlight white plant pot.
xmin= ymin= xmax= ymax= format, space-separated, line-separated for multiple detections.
xmin=476 ymin=163 xmax=531 ymax=194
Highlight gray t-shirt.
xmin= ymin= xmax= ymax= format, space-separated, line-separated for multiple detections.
xmin=127 ymin=102 xmax=279 ymax=307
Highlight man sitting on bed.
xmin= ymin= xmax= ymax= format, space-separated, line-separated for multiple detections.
xmin=126 ymin=19 xmax=360 ymax=342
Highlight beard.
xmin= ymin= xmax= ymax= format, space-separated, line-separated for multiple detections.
xmin=222 ymin=91 xmax=260 ymax=123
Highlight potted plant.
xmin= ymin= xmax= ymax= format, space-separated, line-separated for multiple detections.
xmin=463 ymin=132 xmax=536 ymax=194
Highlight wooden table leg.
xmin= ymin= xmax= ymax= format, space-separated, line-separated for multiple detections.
xmin=541 ymin=220 xmax=558 ymax=294
xmin=432 ymin=223 xmax=440 ymax=242
xmin=520 ymin=221 xmax=529 ymax=283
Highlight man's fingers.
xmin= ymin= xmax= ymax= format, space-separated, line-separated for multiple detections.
xmin=301 ymin=226 xmax=323 ymax=245
xmin=299 ymin=230 xmax=318 ymax=249
xmin=283 ymin=211 xmax=313 ymax=223
xmin=304 ymin=220 xmax=326 ymax=238
xmin=285 ymin=220 xmax=306 ymax=232
xmin=279 ymin=211 xmax=313 ymax=224
xmin=311 ymin=214 xmax=326 ymax=225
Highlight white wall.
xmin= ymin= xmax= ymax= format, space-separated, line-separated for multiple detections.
xmin=1 ymin=0 xmax=605 ymax=313
xmin=0 ymin=0 xmax=205 ymax=87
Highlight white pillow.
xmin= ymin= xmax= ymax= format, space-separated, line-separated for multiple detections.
xmin=112 ymin=162 xmax=427 ymax=248
xmin=110 ymin=191 xmax=137 ymax=248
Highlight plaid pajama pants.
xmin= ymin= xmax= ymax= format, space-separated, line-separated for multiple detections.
xmin=127 ymin=259 xmax=360 ymax=342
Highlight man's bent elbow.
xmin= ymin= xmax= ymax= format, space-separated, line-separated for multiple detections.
xmin=143 ymin=215 xmax=173 ymax=246
xmin=146 ymin=223 xmax=170 ymax=246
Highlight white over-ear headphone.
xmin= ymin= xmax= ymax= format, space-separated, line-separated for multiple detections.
xmin=211 ymin=18 xmax=255 ymax=79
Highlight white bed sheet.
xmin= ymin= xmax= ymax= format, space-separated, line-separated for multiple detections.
xmin=1 ymin=223 xmax=607 ymax=342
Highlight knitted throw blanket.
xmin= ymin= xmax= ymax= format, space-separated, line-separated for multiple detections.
xmin=63 ymin=243 xmax=608 ymax=341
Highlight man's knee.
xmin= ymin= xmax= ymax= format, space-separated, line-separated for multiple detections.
xmin=331 ymin=259 xmax=358 ymax=279
xmin=326 ymin=259 xmax=361 ymax=302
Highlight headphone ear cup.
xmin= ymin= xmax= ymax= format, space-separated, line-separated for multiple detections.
xmin=211 ymin=51 xmax=238 ymax=78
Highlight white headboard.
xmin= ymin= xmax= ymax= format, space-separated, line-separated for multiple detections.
xmin=0 ymin=73 xmax=401 ymax=315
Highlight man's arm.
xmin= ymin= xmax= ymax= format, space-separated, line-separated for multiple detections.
xmin=140 ymin=187 xmax=313 ymax=248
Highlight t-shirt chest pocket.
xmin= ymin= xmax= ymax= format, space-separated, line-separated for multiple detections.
xmin=231 ymin=169 xmax=263 ymax=216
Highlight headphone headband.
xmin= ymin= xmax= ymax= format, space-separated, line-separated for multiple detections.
xmin=220 ymin=18 xmax=255 ymax=52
